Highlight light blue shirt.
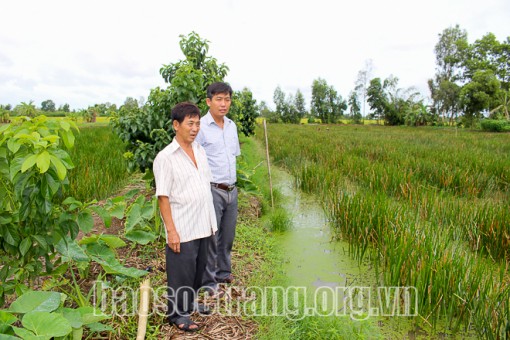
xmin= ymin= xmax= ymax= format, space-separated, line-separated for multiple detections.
xmin=196 ymin=112 xmax=241 ymax=185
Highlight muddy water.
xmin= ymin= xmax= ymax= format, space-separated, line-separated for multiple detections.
xmin=272 ymin=169 xmax=479 ymax=339
xmin=275 ymin=172 xmax=375 ymax=291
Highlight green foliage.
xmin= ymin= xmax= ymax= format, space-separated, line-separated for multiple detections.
xmin=259 ymin=124 xmax=510 ymax=338
xmin=230 ymin=88 xmax=258 ymax=136
xmin=0 ymin=290 xmax=110 ymax=339
xmin=40 ymin=100 xmax=56 ymax=112
xmin=310 ymin=78 xmax=347 ymax=123
xmin=13 ymin=101 xmax=38 ymax=118
xmin=65 ymin=126 xmax=129 ymax=201
xmin=111 ymin=32 xmax=230 ymax=175
xmin=0 ymin=116 xmax=84 ymax=301
xmin=480 ymin=119 xmax=510 ymax=132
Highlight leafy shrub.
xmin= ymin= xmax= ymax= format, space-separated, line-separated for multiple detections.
xmin=480 ymin=119 xmax=510 ymax=132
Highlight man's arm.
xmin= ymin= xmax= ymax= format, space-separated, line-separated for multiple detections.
xmin=157 ymin=196 xmax=181 ymax=253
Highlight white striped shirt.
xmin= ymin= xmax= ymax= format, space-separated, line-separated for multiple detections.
xmin=153 ymin=138 xmax=217 ymax=243
xmin=195 ymin=112 xmax=241 ymax=185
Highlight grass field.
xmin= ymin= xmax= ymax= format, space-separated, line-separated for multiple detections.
xmin=65 ymin=125 xmax=131 ymax=201
xmin=256 ymin=123 xmax=510 ymax=338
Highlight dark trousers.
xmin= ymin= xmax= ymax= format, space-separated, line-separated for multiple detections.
xmin=203 ymin=186 xmax=238 ymax=287
xmin=166 ymin=236 xmax=209 ymax=321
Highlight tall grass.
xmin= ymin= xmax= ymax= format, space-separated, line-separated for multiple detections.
xmin=257 ymin=124 xmax=510 ymax=338
xmin=65 ymin=126 xmax=131 ymax=201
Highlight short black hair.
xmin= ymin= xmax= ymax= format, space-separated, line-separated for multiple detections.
xmin=171 ymin=102 xmax=200 ymax=123
xmin=207 ymin=82 xmax=233 ymax=99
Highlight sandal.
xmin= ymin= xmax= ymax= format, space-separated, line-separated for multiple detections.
xmin=169 ymin=316 xmax=200 ymax=332
xmin=195 ymin=303 xmax=212 ymax=315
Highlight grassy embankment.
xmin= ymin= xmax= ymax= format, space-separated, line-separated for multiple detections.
xmin=257 ymin=123 xmax=510 ymax=339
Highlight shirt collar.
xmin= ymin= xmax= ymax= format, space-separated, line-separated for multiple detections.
xmin=168 ymin=138 xmax=197 ymax=154
xmin=204 ymin=111 xmax=232 ymax=126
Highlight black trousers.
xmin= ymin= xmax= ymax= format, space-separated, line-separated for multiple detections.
xmin=165 ymin=236 xmax=210 ymax=321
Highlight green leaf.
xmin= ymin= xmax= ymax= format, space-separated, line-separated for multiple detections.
xmin=77 ymin=307 xmax=110 ymax=325
xmin=109 ymin=203 xmax=125 ymax=219
xmin=60 ymin=130 xmax=75 ymax=149
xmin=7 ymin=139 xmax=21 ymax=154
xmin=124 ymin=203 xmax=141 ymax=231
xmin=19 ymin=238 xmax=32 ymax=257
xmin=125 ymin=229 xmax=157 ymax=245
xmin=91 ymin=206 xmax=111 ymax=228
xmin=86 ymin=244 xmax=147 ymax=278
xmin=1 ymin=225 xmax=20 ymax=247
xmin=71 ymin=327 xmax=83 ymax=340
xmin=22 ymin=311 xmax=72 ymax=338
xmin=21 ymin=154 xmax=38 ymax=173
xmin=0 ymin=334 xmax=20 ymax=340
xmin=86 ymin=322 xmax=114 ymax=333
xmin=12 ymin=327 xmax=40 ymax=339
xmin=59 ymin=120 xmax=70 ymax=132
xmin=55 ymin=237 xmax=89 ymax=263
xmin=36 ymin=151 xmax=50 ymax=173
xmin=8 ymin=291 xmax=62 ymax=314
xmin=62 ymin=308 xmax=83 ymax=328
xmin=49 ymin=155 xmax=66 ymax=180
xmin=77 ymin=211 xmax=94 ymax=233
xmin=99 ymin=235 xmax=126 ymax=249
xmin=0 ymin=310 xmax=17 ymax=325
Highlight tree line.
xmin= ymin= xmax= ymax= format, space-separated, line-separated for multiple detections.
xmin=261 ymin=25 xmax=509 ymax=127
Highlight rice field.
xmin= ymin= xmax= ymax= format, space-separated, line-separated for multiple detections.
xmin=257 ymin=123 xmax=510 ymax=338
xmin=65 ymin=125 xmax=131 ymax=201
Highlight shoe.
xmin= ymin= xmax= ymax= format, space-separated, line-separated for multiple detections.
xmin=169 ymin=316 xmax=200 ymax=332
xmin=202 ymin=286 xmax=225 ymax=299
xmin=217 ymin=274 xmax=234 ymax=283
xmin=194 ymin=303 xmax=211 ymax=315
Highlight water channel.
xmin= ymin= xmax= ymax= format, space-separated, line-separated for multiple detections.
xmin=271 ymin=168 xmax=477 ymax=339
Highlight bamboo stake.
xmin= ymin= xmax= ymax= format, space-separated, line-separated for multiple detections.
xmin=263 ymin=119 xmax=274 ymax=208
xmin=136 ymin=278 xmax=151 ymax=340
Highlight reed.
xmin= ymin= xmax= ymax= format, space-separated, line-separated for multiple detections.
xmin=65 ymin=126 xmax=130 ymax=201
xmin=257 ymin=123 xmax=510 ymax=337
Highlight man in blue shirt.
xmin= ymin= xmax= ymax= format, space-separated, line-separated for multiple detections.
xmin=196 ymin=82 xmax=241 ymax=293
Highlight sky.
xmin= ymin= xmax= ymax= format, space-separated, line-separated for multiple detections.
xmin=1 ymin=0 xmax=509 ymax=111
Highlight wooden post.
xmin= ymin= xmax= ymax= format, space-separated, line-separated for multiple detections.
xmin=263 ymin=119 xmax=274 ymax=209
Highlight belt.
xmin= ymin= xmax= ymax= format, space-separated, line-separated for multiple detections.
xmin=211 ymin=183 xmax=236 ymax=191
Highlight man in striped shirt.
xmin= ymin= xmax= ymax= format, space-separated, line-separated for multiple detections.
xmin=153 ymin=102 xmax=217 ymax=332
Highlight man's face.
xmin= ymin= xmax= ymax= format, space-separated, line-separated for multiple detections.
xmin=173 ymin=115 xmax=200 ymax=144
xmin=206 ymin=92 xmax=231 ymax=119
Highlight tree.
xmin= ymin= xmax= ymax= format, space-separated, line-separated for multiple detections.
xmin=366 ymin=78 xmax=387 ymax=123
xmin=348 ymin=91 xmax=362 ymax=124
xmin=15 ymin=101 xmax=38 ymax=117
xmin=41 ymin=99 xmax=56 ymax=112
xmin=311 ymin=78 xmax=346 ymax=123
xmin=429 ymin=25 xmax=468 ymax=123
xmin=294 ymin=90 xmax=307 ymax=120
xmin=229 ymin=88 xmax=258 ymax=136
xmin=159 ymin=31 xmax=229 ymax=114
xmin=273 ymin=86 xmax=287 ymax=120
xmin=460 ymin=70 xmax=500 ymax=126
xmin=111 ymin=32 xmax=230 ymax=174
xmin=354 ymin=59 xmax=373 ymax=118
xmin=58 ymin=103 xmax=70 ymax=112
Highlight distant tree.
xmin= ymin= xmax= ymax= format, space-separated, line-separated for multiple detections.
xmin=41 ymin=99 xmax=56 ymax=112
xmin=429 ymin=25 xmax=468 ymax=123
xmin=273 ymin=86 xmax=287 ymax=120
xmin=58 ymin=103 xmax=70 ymax=112
xmin=1 ymin=104 xmax=12 ymax=111
xmin=14 ymin=101 xmax=38 ymax=117
xmin=311 ymin=78 xmax=346 ymax=124
xmin=294 ymin=89 xmax=307 ymax=120
xmin=230 ymin=87 xmax=257 ymax=136
xmin=367 ymin=78 xmax=387 ymax=123
xmin=354 ymin=59 xmax=373 ymax=117
xmin=259 ymin=101 xmax=279 ymax=123
xmin=460 ymin=70 xmax=500 ymax=126
xmin=348 ymin=91 xmax=362 ymax=124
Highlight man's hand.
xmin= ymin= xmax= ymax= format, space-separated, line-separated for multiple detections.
xmin=168 ymin=230 xmax=180 ymax=253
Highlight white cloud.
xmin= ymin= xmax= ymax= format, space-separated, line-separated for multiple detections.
xmin=0 ymin=0 xmax=508 ymax=110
